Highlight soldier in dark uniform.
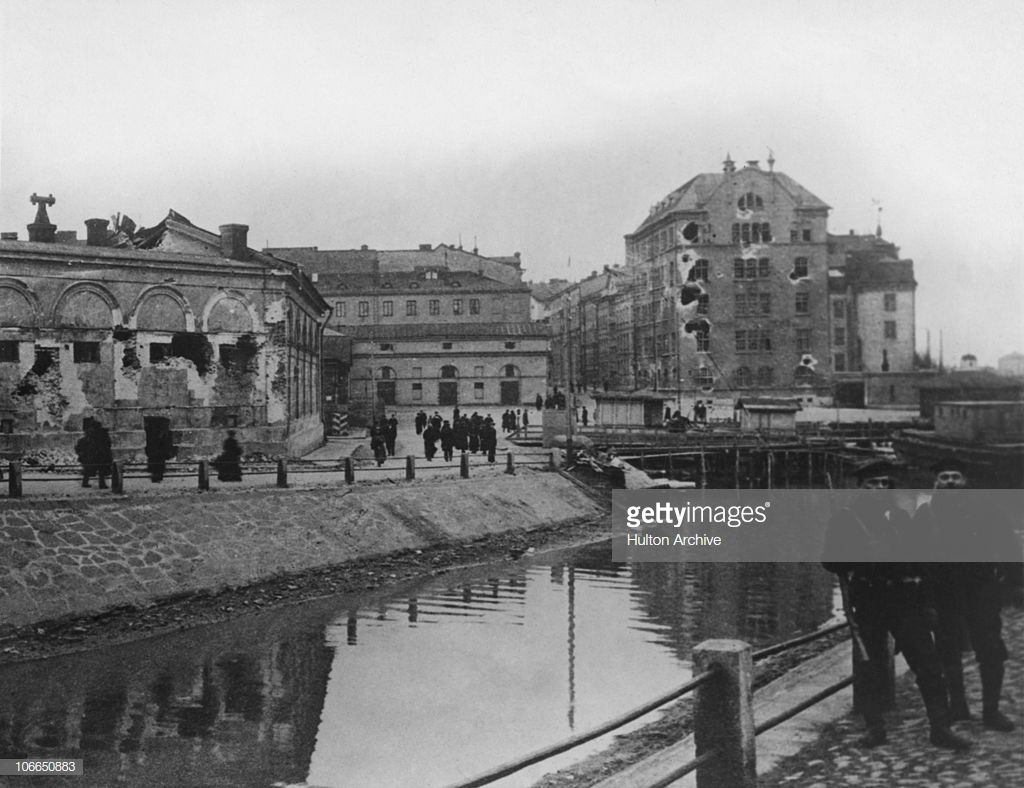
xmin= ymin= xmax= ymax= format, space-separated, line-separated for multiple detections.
xmin=385 ymin=414 xmax=398 ymax=456
xmin=822 ymin=462 xmax=971 ymax=750
xmin=440 ymin=420 xmax=455 ymax=462
xmin=915 ymin=459 xmax=1018 ymax=732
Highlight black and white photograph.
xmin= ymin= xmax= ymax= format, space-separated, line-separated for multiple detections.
xmin=1 ymin=1 xmax=1022 ymax=786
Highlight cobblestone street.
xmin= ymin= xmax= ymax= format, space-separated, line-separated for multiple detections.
xmin=759 ymin=609 xmax=1024 ymax=787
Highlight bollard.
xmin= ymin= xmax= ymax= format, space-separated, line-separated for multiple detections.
xmin=198 ymin=460 xmax=210 ymax=491
xmin=693 ymin=639 xmax=756 ymax=788
xmin=460 ymin=451 xmax=470 ymax=478
xmin=550 ymin=451 xmax=557 ymax=470
xmin=505 ymin=451 xmax=514 ymax=474
xmin=345 ymin=456 xmax=355 ymax=484
xmin=406 ymin=454 xmax=415 ymax=481
xmin=110 ymin=461 xmax=124 ymax=494
xmin=565 ymin=437 xmax=574 ymax=468
xmin=277 ymin=458 xmax=288 ymax=488
xmin=8 ymin=460 xmax=23 ymax=498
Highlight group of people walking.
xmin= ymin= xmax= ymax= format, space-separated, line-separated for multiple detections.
xmin=823 ymin=458 xmax=1019 ymax=752
xmin=369 ymin=415 xmax=399 ymax=466
xmin=500 ymin=409 xmax=528 ymax=433
xmin=414 ymin=409 xmax=498 ymax=462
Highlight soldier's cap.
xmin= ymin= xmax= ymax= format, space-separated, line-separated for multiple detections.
xmin=853 ymin=458 xmax=900 ymax=481
xmin=930 ymin=457 xmax=966 ymax=474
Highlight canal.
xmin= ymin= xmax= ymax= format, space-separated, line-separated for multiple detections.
xmin=0 ymin=539 xmax=835 ymax=787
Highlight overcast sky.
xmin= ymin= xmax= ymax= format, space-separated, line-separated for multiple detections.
xmin=2 ymin=0 xmax=1022 ymax=365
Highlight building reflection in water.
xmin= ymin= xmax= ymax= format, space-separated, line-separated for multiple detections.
xmin=0 ymin=544 xmax=833 ymax=787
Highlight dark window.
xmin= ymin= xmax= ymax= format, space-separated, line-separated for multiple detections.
xmin=796 ymin=328 xmax=812 ymax=353
xmin=474 ymin=381 xmax=485 ymax=398
xmin=691 ymin=259 xmax=709 ymax=281
xmin=379 ymin=343 xmax=394 ymax=351
xmin=761 ymin=224 xmax=771 ymax=242
xmin=795 ymin=366 xmax=815 ymax=385
xmin=378 ymin=366 xmax=394 ymax=380
xmin=834 ymin=327 xmax=846 ymax=346
xmin=735 ymin=330 xmax=747 ymax=352
xmin=453 ymin=299 xmax=463 ymax=315
xmin=759 ymin=293 xmax=772 ymax=314
xmin=884 ymin=321 xmax=897 ymax=339
xmin=746 ymin=259 xmax=758 ymax=279
xmin=795 ymin=292 xmax=809 ymax=314
xmin=150 ymin=342 xmax=172 ymax=363
xmin=429 ymin=300 xmax=440 ymax=316
xmin=802 ymin=229 xmax=812 ymax=242
xmin=732 ymin=224 xmax=741 ymax=243
xmin=884 ymin=293 xmax=897 ymax=312
xmin=696 ymin=330 xmax=709 ymax=352
xmin=793 ymin=257 xmax=809 ymax=278
xmin=0 ymin=419 xmax=13 ymax=434
xmin=335 ymin=301 xmax=346 ymax=318
xmin=741 ymin=224 xmax=751 ymax=244
xmin=440 ymin=365 xmax=458 ymax=379
xmin=219 ymin=344 xmax=238 ymax=366
xmin=358 ymin=301 xmax=369 ymax=318
xmin=469 ymin=299 xmax=480 ymax=315
xmin=734 ymin=258 xmax=745 ymax=278
xmin=0 ymin=341 xmax=18 ymax=362
xmin=73 ymin=342 xmax=100 ymax=363
xmin=832 ymin=299 xmax=845 ymax=319
xmin=696 ymin=294 xmax=709 ymax=315
xmin=504 ymin=341 xmax=516 ymax=349
xmin=696 ymin=367 xmax=713 ymax=387
xmin=758 ymin=258 xmax=770 ymax=277
xmin=382 ymin=300 xmax=394 ymax=317
xmin=504 ymin=364 xmax=518 ymax=377
xmin=734 ymin=366 xmax=751 ymax=387
xmin=406 ymin=300 xmax=417 ymax=316
xmin=834 ymin=353 xmax=847 ymax=371
xmin=442 ymin=342 xmax=453 ymax=350
xmin=790 ymin=229 xmax=799 ymax=243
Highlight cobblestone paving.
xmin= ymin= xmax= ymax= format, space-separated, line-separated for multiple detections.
xmin=760 ymin=609 xmax=1024 ymax=787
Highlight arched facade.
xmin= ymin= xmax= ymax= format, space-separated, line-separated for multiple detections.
xmin=131 ymin=285 xmax=194 ymax=332
xmin=52 ymin=282 xmax=122 ymax=328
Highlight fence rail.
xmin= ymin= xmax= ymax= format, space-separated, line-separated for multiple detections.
xmin=445 ymin=618 xmax=853 ymax=788
xmin=3 ymin=450 xmax=560 ymax=498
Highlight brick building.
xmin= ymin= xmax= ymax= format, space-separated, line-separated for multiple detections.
xmin=267 ymin=244 xmax=548 ymax=422
xmin=0 ymin=202 xmax=329 ymax=460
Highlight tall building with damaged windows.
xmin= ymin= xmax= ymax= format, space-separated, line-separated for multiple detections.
xmin=622 ymin=155 xmax=832 ymax=401
xmin=0 ymin=201 xmax=329 ymax=460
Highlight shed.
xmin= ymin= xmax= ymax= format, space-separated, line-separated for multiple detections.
xmin=735 ymin=398 xmax=801 ymax=433
xmin=592 ymin=390 xmax=675 ymax=428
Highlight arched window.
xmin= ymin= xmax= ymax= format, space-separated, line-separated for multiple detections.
xmin=503 ymin=364 xmax=519 ymax=378
xmin=377 ymin=366 xmax=395 ymax=380
xmin=440 ymin=365 xmax=458 ymax=379
xmin=794 ymin=365 xmax=815 ymax=386
xmin=734 ymin=366 xmax=752 ymax=387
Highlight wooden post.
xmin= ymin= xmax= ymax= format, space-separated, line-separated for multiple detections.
xmin=699 ymin=441 xmax=707 ymax=489
xmin=460 ymin=451 xmax=470 ymax=478
xmin=8 ymin=461 xmax=23 ymax=498
xmin=550 ymin=451 xmax=557 ymax=470
xmin=783 ymin=450 xmax=789 ymax=489
xmin=198 ymin=460 xmax=210 ymax=491
xmin=276 ymin=458 xmax=288 ymax=488
xmin=807 ymin=448 xmax=813 ymax=488
xmin=405 ymin=455 xmax=415 ymax=481
xmin=693 ymin=639 xmax=756 ymax=788
xmin=734 ymin=442 xmax=741 ymax=490
xmin=766 ymin=451 xmax=773 ymax=489
xmin=344 ymin=457 xmax=355 ymax=484
xmin=505 ymin=451 xmax=515 ymax=474
xmin=110 ymin=461 xmax=124 ymax=494
xmin=668 ymin=451 xmax=675 ymax=478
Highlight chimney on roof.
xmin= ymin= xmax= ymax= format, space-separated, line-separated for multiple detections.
xmin=219 ymin=224 xmax=249 ymax=260
xmin=745 ymin=160 xmax=760 ymax=169
xmin=361 ymin=244 xmax=369 ymax=251
xmin=85 ymin=218 xmax=110 ymax=246
xmin=419 ymin=243 xmax=432 ymax=251
xmin=28 ymin=193 xmax=57 ymax=243
xmin=849 ymin=229 xmax=855 ymax=235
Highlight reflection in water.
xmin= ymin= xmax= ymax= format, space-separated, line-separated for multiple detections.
xmin=0 ymin=543 xmax=833 ymax=788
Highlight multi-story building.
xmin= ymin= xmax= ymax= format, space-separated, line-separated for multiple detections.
xmin=268 ymin=244 xmax=548 ymax=422
xmin=621 ymin=155 xmax=832 ymax=401
xmin=0 ymin=201 xmax=330 ymax=459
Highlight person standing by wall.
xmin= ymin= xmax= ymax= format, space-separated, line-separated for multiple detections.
xmin=217 ymin=430 xmax=243 ymax=481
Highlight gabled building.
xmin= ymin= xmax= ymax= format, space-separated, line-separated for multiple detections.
xmin=621 ymin=155 xmax=832 ymax=402
xmin=267 ymin=244 xmax=548 ymax=422
xmin=1 ymin=202 xmax=330 ymax=459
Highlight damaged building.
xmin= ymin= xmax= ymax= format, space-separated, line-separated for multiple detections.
xmin=0 ymin=198 xmax=329 ymax=460
xmin=548 ymin=157 xmax=917 ymax=410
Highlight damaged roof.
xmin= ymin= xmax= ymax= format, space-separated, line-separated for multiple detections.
xmin=349 ymin=321 xmax=548 ymax=340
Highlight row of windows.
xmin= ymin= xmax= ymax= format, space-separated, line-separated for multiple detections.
xmin=733 ymin=258 xmax=771 ymax=279
xmin=0 ymin=341 xmax=100 ymax=364
xmin=374 ymin=341 xmax=518 ymax=352
xmin=735 ymin=292 xmax=772 ymax=316
xmin=735 ymin=329 xmax=772 ymax=352
xmin=374 ymin=364 xmax=521 ymax=380
xmin=732 ymin=223 xmax=772 ymax=244
xmin=343 ymin=298 xmax=482 ymax=319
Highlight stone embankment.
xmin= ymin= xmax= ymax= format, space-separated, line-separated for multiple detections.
xmin=0 ymin=469 xmax=605 ymax=631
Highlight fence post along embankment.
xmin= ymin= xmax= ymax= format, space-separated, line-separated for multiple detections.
xmin=692 ymin=639 xmax=756 ymax=787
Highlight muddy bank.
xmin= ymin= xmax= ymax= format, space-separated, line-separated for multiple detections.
xmin=0 ymin=469 xmax=607 ymax=647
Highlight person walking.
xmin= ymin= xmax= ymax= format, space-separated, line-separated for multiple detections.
xmin=582 ymin=406 xmax=589 ymax=427
xmin=822 ymin=463 xmax=971 ymax=751
xmin=915 ymin=459 xmax=1019 ymax=733
xmin=216 ymin=430 xmax=243 ymax=481
xmin=440 ymin=420 xmax=455 ymax=462
xmin=522 ymin=409 xmax=529 ymax=434
xmin=146 ymin=422 xmax=175 ymax=482
xmin=75 ymin=418 xmax=103 ymax=488
xmin=422 ymin=421 xmax=439 ymax=461
xmin=386 ymin=414 xmax=398 ymax=456
xmin=370 ymin=428 xmax=387 ymax=467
